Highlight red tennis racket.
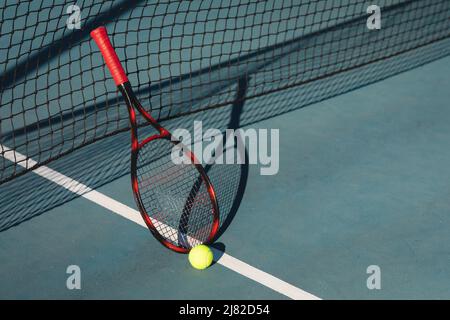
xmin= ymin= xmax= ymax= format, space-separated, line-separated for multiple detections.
xmin=91 ymin=27 xmax=219 ymax=253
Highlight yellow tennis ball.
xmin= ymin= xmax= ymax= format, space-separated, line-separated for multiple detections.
xmin=188 ymin=245 xmax=213 ymax=270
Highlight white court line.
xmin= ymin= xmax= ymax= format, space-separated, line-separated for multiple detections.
xmin=1 ymin=144 xmax=320 ymax=300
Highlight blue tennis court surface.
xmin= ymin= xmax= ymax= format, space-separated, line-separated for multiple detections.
xmin=1 ymin=54 xmax=449 ymax=299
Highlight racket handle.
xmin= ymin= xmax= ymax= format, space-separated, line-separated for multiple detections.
xmin=90 ymin=27 xmax=129 ymax=86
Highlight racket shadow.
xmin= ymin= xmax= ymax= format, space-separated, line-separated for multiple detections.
xmin=177 ymin=130 xmax=250 ymax=248
xmin=177 ymin=76 xmax=249 ymax=248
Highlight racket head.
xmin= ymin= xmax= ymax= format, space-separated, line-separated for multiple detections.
xmin=131 ymin=133 xmax=220 ymax=253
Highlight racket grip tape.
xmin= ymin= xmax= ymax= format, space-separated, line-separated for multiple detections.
xmin=90 ymin=27 xmax=128 ymax=86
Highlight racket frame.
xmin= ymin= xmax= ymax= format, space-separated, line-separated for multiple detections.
xmin=91 ymin=27 xmax=220 ymax=253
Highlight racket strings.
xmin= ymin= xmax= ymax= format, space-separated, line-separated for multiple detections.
xmin=136 ymin=139 xmax=215 ymax=248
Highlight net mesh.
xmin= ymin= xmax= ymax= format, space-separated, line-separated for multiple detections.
xmin=1 ymin=0 xmax=450 ymax=230
xmin=2 ymin=0 xmax=450 ymax=184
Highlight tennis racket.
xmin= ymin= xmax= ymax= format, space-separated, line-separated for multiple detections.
xmin=90 ymin=26 xmax=219 ymax=253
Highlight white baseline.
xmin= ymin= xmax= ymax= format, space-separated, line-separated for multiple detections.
xmin=1 ymin=144 xmax=320 ymax=300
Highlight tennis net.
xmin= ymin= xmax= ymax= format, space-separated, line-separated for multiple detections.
xmin=0 ymin=0 xmax=450 ymax=230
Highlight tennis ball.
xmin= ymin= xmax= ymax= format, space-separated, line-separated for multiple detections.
xmin=188 ymin=245 xmax=213 ymax=270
